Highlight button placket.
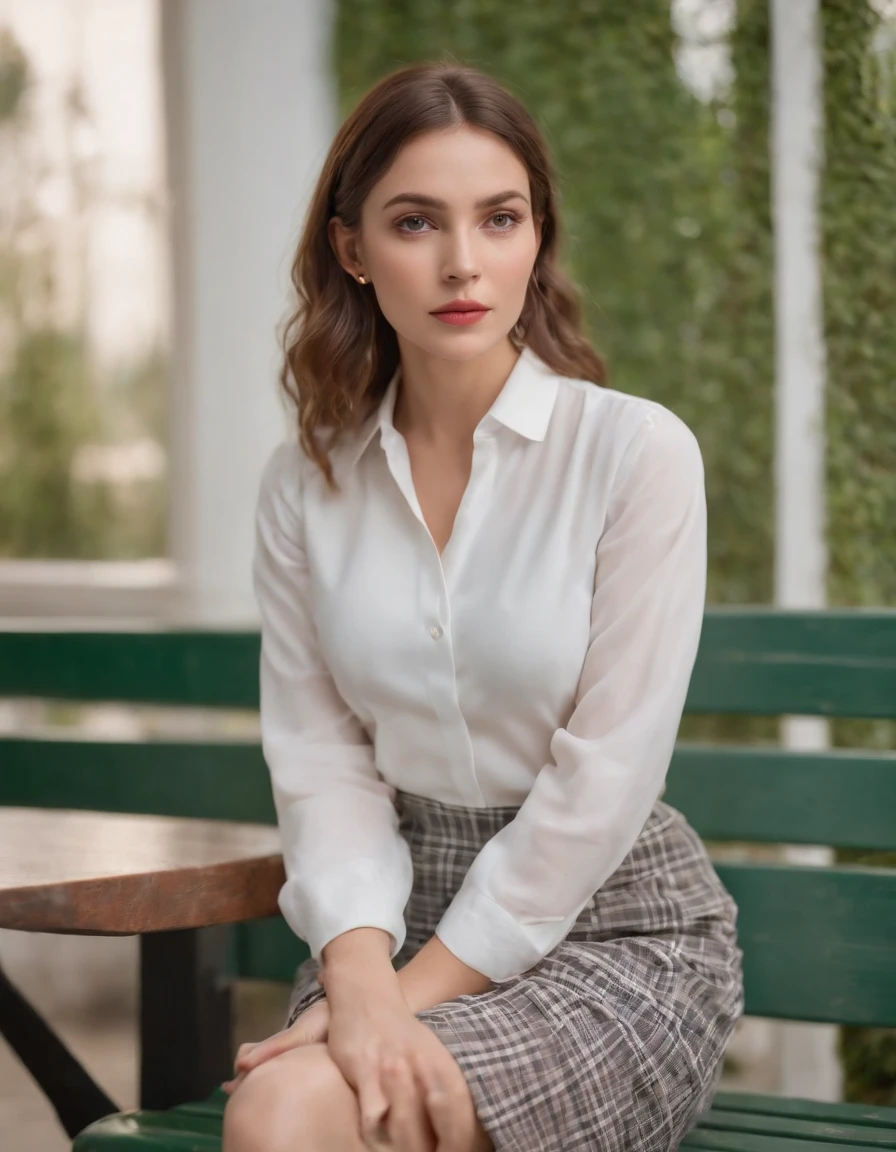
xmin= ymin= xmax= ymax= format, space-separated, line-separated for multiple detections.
xmin=440 ymin=432 xmax=497 ymax=587
xmin=419 ymin=559 xmax=480 ymax=802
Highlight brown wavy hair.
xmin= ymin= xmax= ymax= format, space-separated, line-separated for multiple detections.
xmin=279 ymin=60 xmax=606 ymax=490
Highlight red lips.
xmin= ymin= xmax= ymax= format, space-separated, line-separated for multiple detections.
xmin=430 ymin=299 xmax=489 ymax=314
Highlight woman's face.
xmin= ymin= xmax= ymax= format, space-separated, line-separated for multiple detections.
xmin=331 ymin=126 xmax=542 ymax=362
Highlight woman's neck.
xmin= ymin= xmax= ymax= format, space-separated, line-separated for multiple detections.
xmin=392 ymin=338 xmax=520 ymax=449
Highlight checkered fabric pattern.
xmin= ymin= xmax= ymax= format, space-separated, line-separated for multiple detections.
xmin=286 ymin=793 xmax=744 ymax=1152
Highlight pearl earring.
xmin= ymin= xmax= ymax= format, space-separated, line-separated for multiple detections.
xmin=357 ymin=273 xmax=367 ymax=284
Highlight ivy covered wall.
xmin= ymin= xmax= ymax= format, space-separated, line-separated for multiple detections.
xmin=823 ymin=1 xmax=896 ymax=617
xmin=820 ymin=0 xmax=896 ymax=1106
xmin=335 ymin=0 xmax=895 ymax=1104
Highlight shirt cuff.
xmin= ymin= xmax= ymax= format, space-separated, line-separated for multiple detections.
xmin=435 ymin=886 xmax=580 ymax=983
xmin=278 ymin=857 xmax=408 ymax=963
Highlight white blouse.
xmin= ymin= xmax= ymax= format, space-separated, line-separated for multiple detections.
xmin=253 ymin=345 xmax=707 ymax=984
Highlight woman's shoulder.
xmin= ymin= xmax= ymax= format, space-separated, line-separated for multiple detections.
xmin=255 ymin=436 xmax=313 ymax=535
xmin=554 ymin=374 xmax=701 ymax=469
xmin=259 ymin=435 xmax=306 ymax=495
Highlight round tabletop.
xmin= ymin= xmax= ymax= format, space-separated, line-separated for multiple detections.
xmin=0 ymin=808 xmax=285 ymax=934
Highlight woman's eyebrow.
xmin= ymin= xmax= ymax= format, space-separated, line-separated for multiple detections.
xmin=381 ymin=189 xmax=530 ymax=211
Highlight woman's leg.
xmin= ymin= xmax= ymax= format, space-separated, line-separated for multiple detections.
xmin=223 ymin=1044 xmax=368 ymax=1152
xmin=222 ymin=1041 xmax=493 ymax=1152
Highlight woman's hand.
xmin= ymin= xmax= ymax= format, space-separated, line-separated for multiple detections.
xmin=326 ymin=986 xmax=480 ymax=1152
xmin=221 ymin=998 xmax=330 ymax=1095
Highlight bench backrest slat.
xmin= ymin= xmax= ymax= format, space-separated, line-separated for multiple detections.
xmin=687 ymin=610 xmax=896 ymax=718
xmin=665 ymin=744 xmax=896 ymax=852
xmin=0 ymin=737 xmax=275 ymax=824
xmin=3 ymin=610 xmax=896 ymax=718
xmin=5 ymin=736 xmax=896 ymax=854
xmin=0 ymin=631 xmax=260 ymax=708
xmin=717 ymin=863 xmax=896 ymax=1027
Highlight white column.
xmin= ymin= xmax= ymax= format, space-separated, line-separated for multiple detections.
xmin=160 ymin=0 xmax=337 ymax=624
xmin=770 ymin=0 xmax=841 ymax=1102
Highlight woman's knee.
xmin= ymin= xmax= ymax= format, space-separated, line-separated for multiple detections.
xmin=222 ymin=1043 xmax=345 ymax=1152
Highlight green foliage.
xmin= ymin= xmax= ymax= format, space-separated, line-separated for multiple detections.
xmin=0 ymin=25 xmax=28 ymax=122
xmin=0 ymin=324 xmax=168 ymax=560
xmin=822 ymin=1 xmax=896 ymax=613
xmin=0 ymin=328 xmax=113 ymax=558
xmin=840 ymin=1025 xmax=896 ymax=1107
xmin=821 ymin=1 xmax=896 ymax=1105
xmin=100 ymin=349 xmax=169 ymax=560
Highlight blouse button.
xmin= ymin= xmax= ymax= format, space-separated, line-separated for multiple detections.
xmin=429 ymin=624 xmax=444 ymax=641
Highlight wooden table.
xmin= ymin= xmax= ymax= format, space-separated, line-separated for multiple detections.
xmin=0 ymin=808 xmax=286 ymax=1134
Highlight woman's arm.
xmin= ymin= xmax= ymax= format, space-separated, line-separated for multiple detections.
xmin=396 ymin=936 xmax=495 ymax=1011
xmin=431 ymin=406 xmax=708 ymax=984
xmin=254 ymin=443 xmax=414 ymax=969
xmin=319 ymin=927 xmax=493 ymax=1011
xmin=320 ymin=928 xmax=398 ymax=995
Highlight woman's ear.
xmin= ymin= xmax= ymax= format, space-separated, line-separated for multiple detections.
xmin=328 ymin=215 xmax=364 ymax=279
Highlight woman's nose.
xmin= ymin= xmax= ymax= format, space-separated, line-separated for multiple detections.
xmin=441 ymin=231 xmax=481 ymax=282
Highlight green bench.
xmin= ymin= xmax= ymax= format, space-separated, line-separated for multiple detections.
xmin=1 ymin=608 xmax=895 ymax=1151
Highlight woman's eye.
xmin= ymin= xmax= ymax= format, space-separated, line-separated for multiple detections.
xmin=396 ymin=211 xmax=520 ymax=234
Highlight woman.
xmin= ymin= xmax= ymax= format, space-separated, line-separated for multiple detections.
xmin=222 ymin=61 xmax=743 ymax=1152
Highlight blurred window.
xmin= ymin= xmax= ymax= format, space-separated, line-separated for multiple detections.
xmin=0 ymin=0 xmax=170 ymax=614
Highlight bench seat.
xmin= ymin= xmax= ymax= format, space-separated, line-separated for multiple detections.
xmin=72 ymin=1088 xmax=896 ymax=1151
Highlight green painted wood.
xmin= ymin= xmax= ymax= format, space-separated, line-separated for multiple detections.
xmin=3 ymin=610 xmax=896 ymax=717
xmin=3 ymin=736 xmax=895 ymax=855
xmin=695 ymin=1109 xmax=896 ymax=1147
xmin=681 ymin=1130 xmax=884 ymax=1152
xmin=686 ymin=610 xmax=896 ymax=718
xmin=73 ymin=1091 xmax=225 ymax=1152
xmin=665 ymin=745 xmax=896 ymax=851
xmin=0 ymin=738 xmax=275 ymax=823
xmin=718 ymin=863 xmax=896 ymax=1027
xmin=73 ymin=1088 xmax=896 ymax=1152
xmin=0 ymin=631 xmax=260 ymax=708
xmin=710 ymin=1092 xmax=896 ymax=1129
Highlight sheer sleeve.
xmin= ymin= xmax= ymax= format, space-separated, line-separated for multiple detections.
xmin=435 ymin=408 xmax=707 ymax=982
xmin=253 ymin=441 xmax=413 ymax=962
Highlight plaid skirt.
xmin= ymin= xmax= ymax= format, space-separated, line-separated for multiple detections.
xmin=285 ymin=791 xmax=744 ymax=1152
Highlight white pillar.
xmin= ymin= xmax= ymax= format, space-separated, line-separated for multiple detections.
xmin=161 ymin=0 xmax=337 ymax=624
xmin=770 ymin=0 xmax=841 ymax=1102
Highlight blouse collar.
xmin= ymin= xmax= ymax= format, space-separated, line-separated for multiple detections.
xmin=337 ymin=345 xmax=561 ymax=474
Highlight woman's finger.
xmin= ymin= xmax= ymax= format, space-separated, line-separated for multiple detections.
xmin=236 ymin=1003 xmax=330 ymax=1074
xmin=356 ymin=1067 xmax=392 ymax=1149
xmin=425 ymin=1082 xmax=473 ymax=1152
xmin=384 ymin=1058 xmax=434 ymax=1152
xmin=235 ymin=1029 xmax=291 ymax=1071
xmin=221 ymin=1070 xmax=247 ymax=1095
